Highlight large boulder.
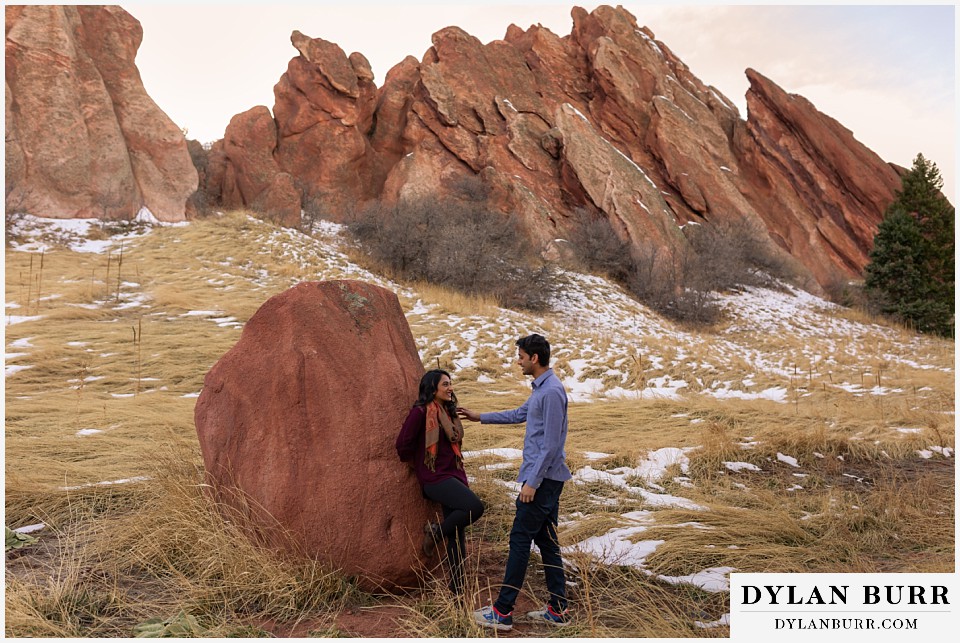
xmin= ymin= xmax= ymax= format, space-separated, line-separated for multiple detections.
xmin=193 ymin=280 xmax=433 ymax=591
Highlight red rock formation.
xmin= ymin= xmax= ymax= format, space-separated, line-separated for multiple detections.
xmin=213 ymin=106 xmax=301 ymax=227
xmin=4 ymin=5 xmax=197 ymax=222
xmin=734 ymin=69 xmax=903 ymax=285
xmin=193 ymin=280 xmax=435 ymax=591
xmin=272 ymin=31 xmax=380 ymax=215
xmin=199 ymin=5 xmax=923 ymax=289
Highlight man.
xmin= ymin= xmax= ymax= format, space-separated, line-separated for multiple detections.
xmin=458 ymin=333 xmax=572 ymax=631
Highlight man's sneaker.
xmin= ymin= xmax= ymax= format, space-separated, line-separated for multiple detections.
xmin=474 ymin=605 xmax=513 ymax=631
xmin=526 ymin=604 xmax=570 ymax=626
xmin=421 ymin=522 xmax=442 ymax=557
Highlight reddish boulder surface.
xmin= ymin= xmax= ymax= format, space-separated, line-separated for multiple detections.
xmin=193 ymin=280 xmax=434 ymax=591
xmin=4 ymin=5 xmax=196 ymax=221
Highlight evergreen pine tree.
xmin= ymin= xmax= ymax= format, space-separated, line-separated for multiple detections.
xmin=864 ymin=154 xmax=955 ymax=336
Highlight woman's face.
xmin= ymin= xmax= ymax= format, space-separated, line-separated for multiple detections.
xmin=434 ymin=374 xmax=454 ymax=404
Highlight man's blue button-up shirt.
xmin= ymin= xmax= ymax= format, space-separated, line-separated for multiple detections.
xmin=480 ymin=368 xmax=572 ymax=489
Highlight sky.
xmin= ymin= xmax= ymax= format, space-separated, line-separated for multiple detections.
xmin=122 ymin=2 xmax=957 ymax=202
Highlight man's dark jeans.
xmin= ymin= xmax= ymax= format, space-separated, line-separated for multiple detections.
xmin=493 ymin=478 xmax=567 ymax=614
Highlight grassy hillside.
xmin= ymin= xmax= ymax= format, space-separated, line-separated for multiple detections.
xmin=4 ymin=212 xmax=954 ymax=637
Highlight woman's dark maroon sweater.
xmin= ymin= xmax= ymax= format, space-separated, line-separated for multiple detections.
xmin=396 ymin=404 xmax=469 ymax=488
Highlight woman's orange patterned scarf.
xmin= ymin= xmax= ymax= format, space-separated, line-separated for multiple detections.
xmin=424 ymin=401 xmax=464 ymax=472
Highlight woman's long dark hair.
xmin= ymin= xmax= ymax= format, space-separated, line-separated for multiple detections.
xmin=414 ymin=369 xmax=458 ymax=416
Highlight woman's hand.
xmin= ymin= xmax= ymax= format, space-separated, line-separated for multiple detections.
xmin=457 ymin=407 xmax=480 ymax=422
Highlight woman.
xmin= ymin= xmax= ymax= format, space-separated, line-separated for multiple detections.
xmin=396 ymin=369 xmax=484 ymax=595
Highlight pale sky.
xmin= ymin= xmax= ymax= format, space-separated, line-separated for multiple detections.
xmin=125 ymin=2 xmax=955 ymax=202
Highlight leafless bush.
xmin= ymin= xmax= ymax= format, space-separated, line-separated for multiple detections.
xmin=186 ymin=140 xmax=217 ymax=218
xmin=616 ymin=219 xmax=798 ymax=326
xmin=823 ymin=275 xmax=871 ymax=310
xmin=447 ymin=173 xmax=493 ymax=202
xmin=299 ymin=190 xmax=328 ymax=235
xmin=683 ymin=219 xmax=793 ymax=292
xmin=347 ymin=196 xmax=556 ymax=311
xmin=566 ymin=213 xmax=634 ymax=282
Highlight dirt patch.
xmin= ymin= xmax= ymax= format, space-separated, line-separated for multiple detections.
xmin=332 ymin=604 xmax=413 ymax=637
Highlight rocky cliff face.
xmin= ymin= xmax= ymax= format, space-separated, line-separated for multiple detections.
xmin=6 ymin=4 xmax=908 ymax=289
xmin=5 ymin=5 xmax=196 ymax=222
xmin=202 ymin=5 xmax=908 ymax=290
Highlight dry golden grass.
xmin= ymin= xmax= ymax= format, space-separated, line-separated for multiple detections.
xmin=5 ymin=211 xmax=953 ymax=637
xmin=406 ymin=281 xmax=501 ymax=317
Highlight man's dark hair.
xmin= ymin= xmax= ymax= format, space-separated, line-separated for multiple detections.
xmin=516 ymin=334 xmax=550 ymax=367
xmin=414 ymin=369 xmax=458 ymax=415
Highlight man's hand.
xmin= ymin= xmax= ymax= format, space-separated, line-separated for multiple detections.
xmin=457 ymin=407 xmax=480 ymax=422
xmin=518 ymin=483 xmax=537 ymax=503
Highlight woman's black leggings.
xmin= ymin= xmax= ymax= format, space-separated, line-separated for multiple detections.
xmin=422 ymin=477 xmax=485 ymax=593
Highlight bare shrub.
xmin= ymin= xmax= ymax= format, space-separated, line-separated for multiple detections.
xmin=347 ymin=196 xmax=556 ymax=311
xmin=822 ymin=275 xmax=871 ymax=310
xmin=566 ymin=213 xmax=633 ymax=282
xmin=299 ymin=190 xmax=328 ymax=235
xmin=684 ymin=219 xmax=795 ymax=292
xmin=447 ymin=173 xmax=492 ymax=202
xmin=185 ymin=140 xmax=216 ymax=218
xmin=617 ymin=219 xmax=803 ymax=326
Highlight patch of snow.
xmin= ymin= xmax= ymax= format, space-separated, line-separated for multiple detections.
xmin=724 ymin=462 xmax=761 ymax=472
xmin=134 ymin=207 xmax=160 ymax=224
xmin=480 ymin=462 xmax=516 ymax=471
xmin=563 ymin=525 xmax=662 ymax=568
xmin=573 ymin=448 xmax=705 ymax=510
xmin=454 ymin=356 xmax=476 ymax=369
xmin=59 ymin=476 xmax=150 ymax=491
xmin=659 ymin=566 xmax=735 ymax=592
xmin=6 ymin=315 xmax=44 ymax=326
xmin=776 ymin=453 xmax=800 ymax=467
xmin=463 ymin=448 xmax=524 ymax=460
xmin=696 ymin=613 xmax=731 ymax=629
xmin=583 ymin=451 xmax=612 ymax=461
xmin=181 ymin=310 xmax=225 ymax=317
xmin=709 ymin=386 xmax=788 ymax=403
xmin=493 ymin=479 xmax=523 ymax=494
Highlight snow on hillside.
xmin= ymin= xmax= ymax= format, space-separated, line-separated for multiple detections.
xmin=6 ymin=212 xmax=951 ymax=422
xmin=10 ymin=213 xmax=945 ymax=403
xmin=5 ymin=214 xmax=954 ymax=626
